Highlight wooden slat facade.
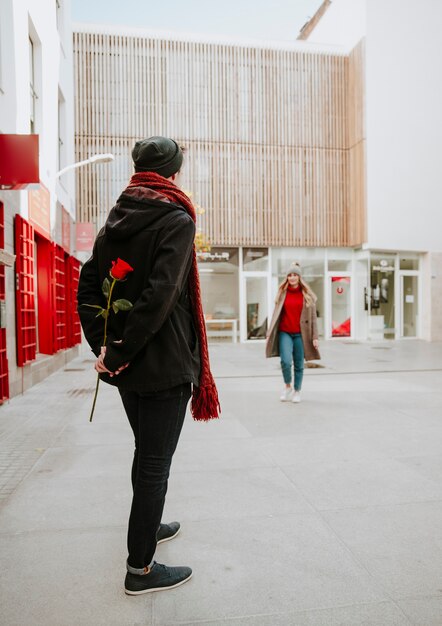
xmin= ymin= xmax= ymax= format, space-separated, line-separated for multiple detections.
xmin=74 ymin=29 xmax=365 ymax=247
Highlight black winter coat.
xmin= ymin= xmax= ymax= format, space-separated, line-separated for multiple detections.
xmin=77 ymin=187 xmax=201 ymax=392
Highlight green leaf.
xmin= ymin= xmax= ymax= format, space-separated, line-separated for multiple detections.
xmin=81 ymin=304 xmax=105 ymax=311
xmin=100 ymin=310 xmax=109 ymax=319
xmin=102 ymin=278 xmax=111 ymax=298
xmin=113 ymin=299 xmax=133 ymax=311
xmin=112 ymin=302 xmax=119 ymax=314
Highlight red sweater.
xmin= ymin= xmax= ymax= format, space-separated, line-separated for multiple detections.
xmin=278 ymin=286 xmax=304 ymax=333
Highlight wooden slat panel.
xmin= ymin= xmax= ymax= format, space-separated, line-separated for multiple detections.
xmin=74 ymin=30 xmax=365 ymax=247
xmin=347 ymin=38 xmax=366 ymax=246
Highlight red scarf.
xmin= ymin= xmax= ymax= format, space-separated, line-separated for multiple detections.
xmin=126 ymin=171 xmax=220 ymax=421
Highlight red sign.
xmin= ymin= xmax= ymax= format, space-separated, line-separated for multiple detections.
xmin=28 ymin=183 xmax=50 ymax=237
xmin=76 ymin=223 xmax=95 ymax=251
xmin=62 ymin=207 xmax=71 ymax=252
xmin=0 ymin=134 xmax=39 ymax=188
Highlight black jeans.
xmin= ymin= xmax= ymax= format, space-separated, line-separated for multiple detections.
xmin=119 ymin=383 xmax=191 ymax=570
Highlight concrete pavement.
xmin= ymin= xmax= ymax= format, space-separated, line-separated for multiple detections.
xmin=1 ymin=339 xmax=442 ymax=625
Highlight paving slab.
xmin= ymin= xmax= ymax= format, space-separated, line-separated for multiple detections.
xmin=152 ymin=516 xmax=387 ymax=624
xmin=0 ymin=527 xmax=153 ymax=626
xmin=165 ymin=466 xmax=315 ymax=522
xmin=281 ymin=458 xmax=442 ymax=510
xmin=168 ymin=602 xmax=411 ymax=626
xmin=0 ymin=472 xmax=131 ymax=533
xmin=1 ymin=339 xmax=442 ymax=625
xmin=397 ymin=596 xmax=442 ymax=626
xmin=322 ymin=501 xmax=442 ymax=599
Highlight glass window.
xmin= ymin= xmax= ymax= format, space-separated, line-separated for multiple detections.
xmin=58 ymin=90 xmax=66 ymax=172
xmin=243 ymin=248 xmax=268 ymax=271
xmin=295 ymin=260 xmax=325 ymax=337
xmin=370 ymin=254 xmax=396 ymax=337
xmin=245 ymin=276 xmax=268 ymax=339
xmin=328 ymin=248 xmax=352 ymax=272
xmin=271 ymin=248 xmax=325 ymax=337
xmin=331 ymin=276 xmax=351 ymax=337
xmin=402 ymin=275 xmax=419 ymax=337
xmin=328 ymin=259 xmax=351 ymax=271
xmin=198 ymin=248 xmax=239 ymax=321
xmin=400 ymin=256 xmax=419 ymax=270
xmin=272 ymin=247 xmax=325 ymax=278
xmin=29 ymin=37 xmax=36 ymax=133
xmin=355 ymin=255 xmax=369 ymax=340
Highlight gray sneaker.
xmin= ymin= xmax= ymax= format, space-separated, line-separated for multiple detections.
xmin=157 ymin=521 xmax=180 ymax=544
xmin=125 ymin=561 xmax=192 ymax=595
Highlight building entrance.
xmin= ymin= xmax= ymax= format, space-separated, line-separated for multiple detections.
xmin=400 ymin=273 xmax=419 ymax=338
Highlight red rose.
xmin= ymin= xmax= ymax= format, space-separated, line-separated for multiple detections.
xmin=110 ymin=258 xmax=134 ymax=280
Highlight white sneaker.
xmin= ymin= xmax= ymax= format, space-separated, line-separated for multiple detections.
xmin=292 ymin=391 xmax=301 ymax=403
xmin=280 ymin=388 xmax=293 ymax=402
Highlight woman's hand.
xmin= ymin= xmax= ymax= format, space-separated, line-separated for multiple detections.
xmin=313 ymin=339 xmax=319 ymax=349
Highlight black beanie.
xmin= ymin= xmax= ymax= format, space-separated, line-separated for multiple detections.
xmin=132 ymin=136 xmax=183 ymax=178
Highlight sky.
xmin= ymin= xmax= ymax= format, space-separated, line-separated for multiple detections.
xmin=71 ymin=0 xmax=323 ymax=44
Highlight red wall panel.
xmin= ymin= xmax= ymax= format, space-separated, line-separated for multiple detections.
xmin=53 ymin=244 xmax=67 ymax=352
xmin=0 ymin=202 xmax=9 ymax=401
xmin=66 ymin=256 xmax=81 ymax=347
xmin=15 ymin=215 xmax=37 ymax=366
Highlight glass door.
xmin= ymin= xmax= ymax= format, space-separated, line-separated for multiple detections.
xmin=400 ymin=274 xmax=419 ymax=338
xmin=370 ymin=254 xmax=396 ymax=340
xmin=243 ymin=274 xmax=269 ymax=340
xmin=329 ymin=275 xmax=352 ymax=337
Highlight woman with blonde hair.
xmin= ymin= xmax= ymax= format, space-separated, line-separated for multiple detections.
xmin=266 ymin=262 xmax=320 ymax=403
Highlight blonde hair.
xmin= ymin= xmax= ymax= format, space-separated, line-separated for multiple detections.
xmin=276 ymin=271 xmax=317 ymax=308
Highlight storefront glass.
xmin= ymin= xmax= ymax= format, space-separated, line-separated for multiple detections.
xmin=245 ymin=275 xmax=268 ymax=339
xmin=271 ymin=248 xmax=325 ymax=337
xmin=198 ymin=247 xmax=239 ymax=323
xmin=400 ymin=256 xmax=419 ymax=270
xmin=330 ymin=276 xmax=351 ymax=337
xmin=355 ymin=254 xmax=369 ymax=340
xmin=401 ymin=274 xmax=419 ymax=337
xmin=243 ymin=247 xmax=268 ymax=271
xmin=369 ymin=253 xmax=396 ymax=339
xmin=199 ymin=247 xmax=422 ymax=343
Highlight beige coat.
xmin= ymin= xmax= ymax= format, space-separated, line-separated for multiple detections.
xmin=265 ymin=290 xmax=321 ymax=361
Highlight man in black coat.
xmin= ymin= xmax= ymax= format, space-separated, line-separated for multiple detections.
xmin=78 ymin=137 xmax=201 ymax=595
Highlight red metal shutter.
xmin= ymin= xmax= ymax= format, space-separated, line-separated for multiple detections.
xmin=66 ymin=256 xmax=82 ymax=347
xmin=15 ymin=214 xmax=37 ymax=366
xmin=35 ymin=235 xmax=55 ymax=355
xmin=0 ymin=202 xmax=9 ymax=401
xmin=53 ymin=243 xmax=67 ymax=352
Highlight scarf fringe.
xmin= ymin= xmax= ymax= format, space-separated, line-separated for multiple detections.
xmin=191 ymin=383 xmax=220 ymax=422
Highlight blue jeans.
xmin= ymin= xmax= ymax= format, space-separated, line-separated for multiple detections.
xmin=279 ymin=332 xmax=304 ymax=390
xmin=119 ymin=383 xmax=191 ymax=570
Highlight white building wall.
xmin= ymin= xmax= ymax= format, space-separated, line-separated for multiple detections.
xmin=0 ymin=0 xmax=76 ymax=398
xmin=304 ymin=0 xmax=442 ymax=255
xmin=365 ymin=0 xmax=442 ymax=253
xmin=0 ymin=0 xmax=75 ymax=222
xmin=303 ymin=0 xmax=442 ymax=341
xmin=0 ymin=1 xmax=17 ymax=131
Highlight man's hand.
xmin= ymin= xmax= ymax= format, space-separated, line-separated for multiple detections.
xmin=94 ymin=345 xmax=129 ymax=377
xmin=313 ymin=339 xmax=319 ymax=349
